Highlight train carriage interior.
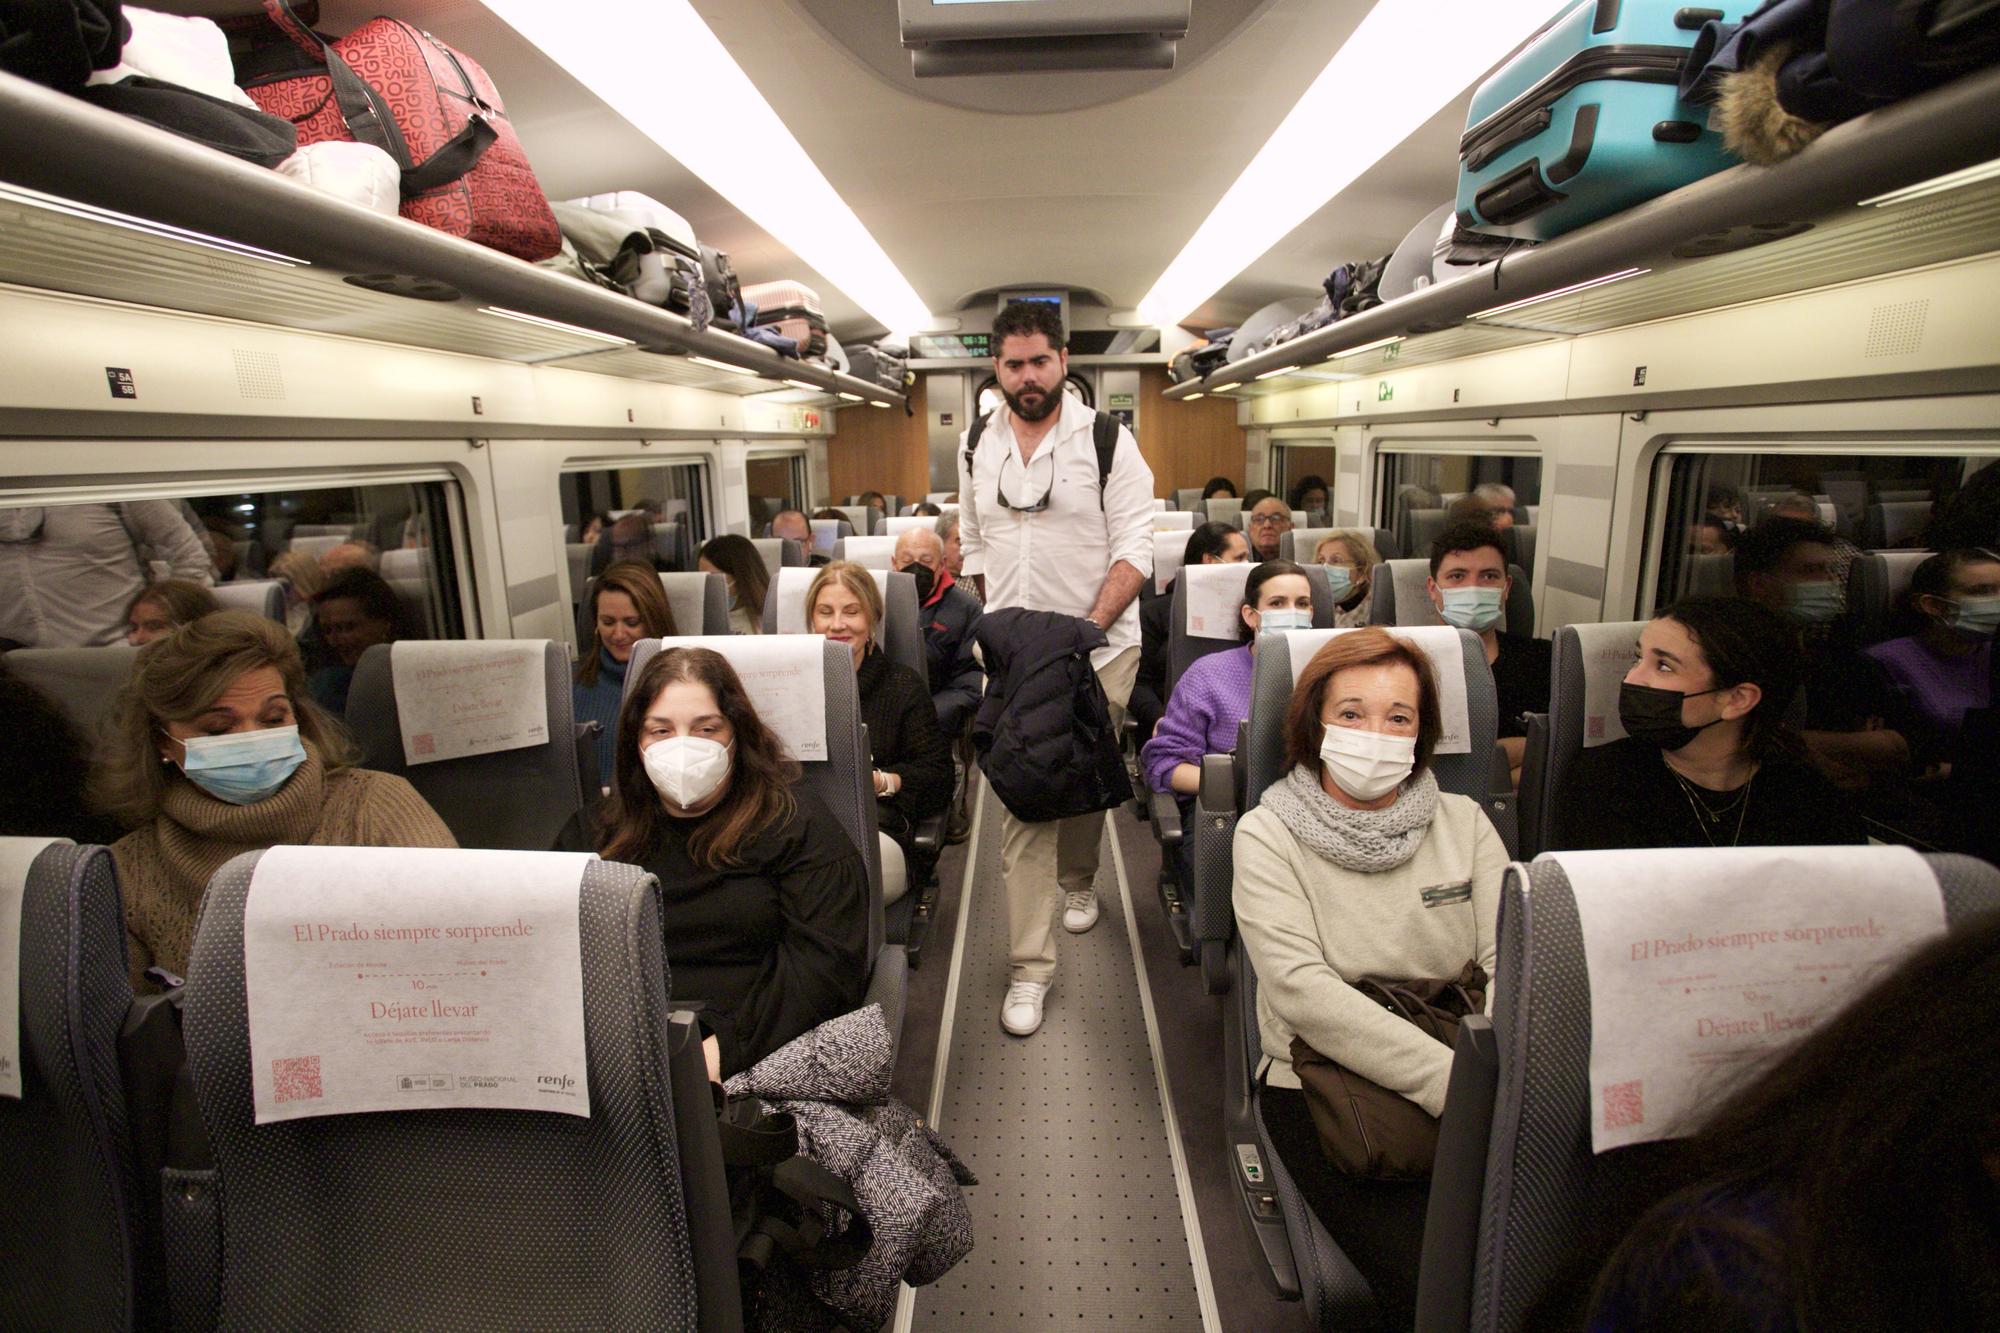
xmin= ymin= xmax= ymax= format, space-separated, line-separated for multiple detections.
xmin=3 ymin=0 xmax=1999 ymax=1329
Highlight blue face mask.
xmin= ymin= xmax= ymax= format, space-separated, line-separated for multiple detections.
xmin=1783 ymin=580 xmax=1843 ymax=625
xmin=1439 ymin=585 xmax=1504 ymax=631
xmin=179 ymin=725 xmax=308 ymax=805
xmin=1256 ymin=607 xmax=1311 ymax=636
xmin=1321 ymin=565 xmax=1354 ymax=600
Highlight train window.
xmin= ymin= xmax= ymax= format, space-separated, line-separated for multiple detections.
xmin=1376 ymin=451 xmax=1542 ymax=561
xmin=1644 ymin=449 xmax=1997 ymax=612
xmin=744 ymin=453 xmax=808 ymax=534
xmin=557 ymin=459 xmax=713 ymax=565
xmin=0 ymin=478 xmax=467 ymax=691
xmin=1270 ymin=440 xmax=1338 ymax=517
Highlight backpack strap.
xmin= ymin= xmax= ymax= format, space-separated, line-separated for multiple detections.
xmin=965 ymin=408 xmax=1123 ymax=510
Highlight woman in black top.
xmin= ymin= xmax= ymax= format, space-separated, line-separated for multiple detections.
xmin=1549 ymin=596 xmax=1865 ymax=851
xmin=555 ymin=645 xmax=869 ymax=1080
xmin=806 ymin=562 xmax=953 ymax=888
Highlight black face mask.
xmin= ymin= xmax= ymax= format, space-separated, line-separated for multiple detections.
xmin=1617 ymin=681 xmax=1722 ymax=752
xmin=906 ymin=562 xmax=936 ymax=602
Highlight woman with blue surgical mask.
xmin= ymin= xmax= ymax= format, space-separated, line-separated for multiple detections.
xmin=1862 ymin=549 xmax=1999 ymax=767
xmin=1426 ymin=522 xmax=1551 ymax=788
xmin=1312 ymin=531 xmax=1380 ymax=628
xmin=95 ymin=610 xmax=455 ymax=992
xmin=554 ymin=645 xmax=867 ymax=1082
xmin=1232 ymin=628 xmax=1508 ymax=1328
xmin=1141 ymin=560 xmax=1316 ymax=901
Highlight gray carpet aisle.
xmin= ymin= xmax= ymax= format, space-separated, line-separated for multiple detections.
xmin=912 ymin=789 xmax=1205 ymax=1327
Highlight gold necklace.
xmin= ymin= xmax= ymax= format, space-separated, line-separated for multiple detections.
xmin=1674 ymin=770 xmax=1754 ymax=847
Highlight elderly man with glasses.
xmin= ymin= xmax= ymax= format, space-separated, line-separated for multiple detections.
xmin=1246 ymin=495 xmax=1294 ymax=561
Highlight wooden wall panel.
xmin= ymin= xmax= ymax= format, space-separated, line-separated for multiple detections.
xmin=828 ymin=377 xmax=929 ymax=503
xmin=1136 ymin=367 xmax=1247 ymax=497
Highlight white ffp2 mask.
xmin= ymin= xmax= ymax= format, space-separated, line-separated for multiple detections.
xmin=642 ymin=735 xmax=731 ymax=808
xmin=1318 ymin=725 xmax=1416 ymax=802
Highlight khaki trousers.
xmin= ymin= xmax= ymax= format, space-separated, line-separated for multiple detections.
xmin=998 ymin=646 xmax=1138 ymax=984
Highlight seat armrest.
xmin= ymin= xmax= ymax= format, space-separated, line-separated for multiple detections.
xmin=1147 ymin=787 xmax=1183 ymax=844
xmin=911 ymin=811 xmax=946 ymax=853
xmin=1197 ymin=753 xmax=1238 ymax=814
xmin=865 ymin=944 xmax=907 ymax=1059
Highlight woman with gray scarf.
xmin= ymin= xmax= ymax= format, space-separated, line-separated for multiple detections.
xmin=1234 ymin=627 xmax=1506 ymax=1327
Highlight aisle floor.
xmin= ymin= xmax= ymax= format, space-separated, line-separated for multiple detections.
xmin=909 ymin=788 xmax=1207 ymax=1328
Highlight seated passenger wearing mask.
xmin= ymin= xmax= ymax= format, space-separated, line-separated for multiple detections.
xmin=890 ymin=528 xmax=983 ymax=734
xmin=1583 ymin=914 xmax=2000 ymax=1332
xmin=1863 ymin=549 xmax=1998 ymax=767
xmin=697 ymin=534 xmax=770 ymax=636
xmin=1288 ymin=475 xmax=1329 ymax=523
xmin=1769 ymin=489 xmax=1860 ymax=592
xmin=1245 ymin=495 xmax=1294 ymax=561
xmin=307 ymin=567 xmax=404 ymax=714
xmin=126 ymin=579 xmax=220 ymax=647
xmin=1234 ymin=628 xmax=1507 ymax=1328
xmin=1131 ymin=521 xmax=1250 ymax=745
xmin=1429 ymin=521 xmax=1549 ymax=788
xmin=807 ymin=562 xmax=953 ymax=892
xmin=1312 ymin=530 xmax=1380 ymax=628
xmin=1143 ymin=560 xmax=1313 ymax=885
xmin=1735 ymin=517 xmax=1906 ymax=790
xmin=555 ymin=646 xmax=869 ymax=1079
xmin=574 ymin=562 xmax=678 ymax=783
xmin=1549 ymin=596 xmax=1864 ymax=851
xmin=96 ymin=611 xmax=455 ymax=990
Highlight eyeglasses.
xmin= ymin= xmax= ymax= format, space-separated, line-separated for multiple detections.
xmin=1247 ymin=512 xmax=1290 ymax=527
xmin=997 ymin=449 xmax=1056 ymax=514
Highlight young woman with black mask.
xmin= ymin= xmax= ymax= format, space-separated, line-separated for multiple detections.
xmin=1547 ymin=597 xmax=1865 ymax=850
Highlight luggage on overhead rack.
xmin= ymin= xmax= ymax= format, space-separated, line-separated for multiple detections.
xmin=824 ymin=336 xmax=849 ymax=373
xmin=564 ymin=192 xmax=710 ymax=324
xmin=1455 ymin=0 xmax=1749 ymax=243
xmin=1168 ymin=346 xmax=1199 ymax=384
xmin=238 ymin=0 xmax=561 ymax=260
xmin=1226 ymin=298 xmax=1317 ymax=364
xmin=699 ymin=244 xmax=743 ymax=332
xmin=1187 ymin=336 xmax=1234 ymax=379
xmin=741 ymin=279 xmax=828 ymax=361
xmin=849 ymin=342 xmax=908 ymax=393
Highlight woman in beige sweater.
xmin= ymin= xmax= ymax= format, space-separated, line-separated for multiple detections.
xmin=1233 ymin=627 xmax=1506 ymax=1327
xmin=95 ymin=610 xmax=455 ymax=991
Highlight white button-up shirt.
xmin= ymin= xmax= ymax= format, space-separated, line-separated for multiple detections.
xmin=0 ymin=501 xmax=214 ymax=648
xmin=957 ymin=396 xmax=1155 ymax=667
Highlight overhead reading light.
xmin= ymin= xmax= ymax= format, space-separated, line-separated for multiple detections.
xmin=1182 ymin=392 xmax=1205 ymax=400
xmin=783 ymin=379 xmax=821 ymax=391
xmin=687 ymin=354 xmax=759 ymax=376
xmin=1471 ymin=267 xmax=1650 ymax=319
xmin=1254 ymin=367 xmax=1291 ymax=381
xmin=837 ymin=391 xmax=864 ymax=401
xmin=0 ymin=182 xmax=306 ymax=267
xmin=482 ymin=0 xmax=931 ymax=336
xmin=1136 ymin=0 xmax=1562 ymax=328
xmin=1859 ymin=155 xmax=2000 ymax=207
xmin=479 ymin=307 xmax=635 ymax=345
xmin=1329 ymin=335 xmax=1405 ymax=359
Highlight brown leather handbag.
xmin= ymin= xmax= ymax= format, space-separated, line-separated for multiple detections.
xmin=1287 ymin=961 xmax=1487 ymax=1181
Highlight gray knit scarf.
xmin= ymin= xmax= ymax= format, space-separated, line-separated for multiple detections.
xmin=1259 ymin=764 xmax=1440 ymax=874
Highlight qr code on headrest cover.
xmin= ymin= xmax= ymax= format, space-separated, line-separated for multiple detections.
xmin=274 ymin=1055 xmax=322 ymax=1103
xmin=1603 ymin=1078 xmax=1644 ymax=1130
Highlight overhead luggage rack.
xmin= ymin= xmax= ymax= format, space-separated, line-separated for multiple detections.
xmin=0 ymin=71 xmax=905 ymax=410
xmin=1166 ymin=64 xmax=2000 ymax=401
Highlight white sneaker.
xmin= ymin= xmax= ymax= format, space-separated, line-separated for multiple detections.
xmin=1001 ymin=980 xmax=1051 ymax=1036
xmin=1063 ymin=889 xmax=1100 ymax=934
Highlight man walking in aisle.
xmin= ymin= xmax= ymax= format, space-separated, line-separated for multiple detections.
xmin=958 ymin=300 xmax=1154 ymax=1037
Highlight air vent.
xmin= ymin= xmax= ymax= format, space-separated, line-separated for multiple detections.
xmin=232 ymin=348 xmax=285 ymax=399
xmin=1864 ymin=299 xmax=1928 ymax=358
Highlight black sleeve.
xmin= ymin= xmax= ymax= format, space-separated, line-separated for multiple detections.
xmin=710 ymin=800 xmax=871 ymax=1077
xmin=1495 ymin=636 xmax=1553 ymax=739
xmin=884 ymin=668 xmax=955 ymax=822
xmin=551 ymin=807 xmax=595 ymax=853
xmin=1546 ymin=742 xmax=1627 ymax=852
xmin=932 ymin=611 xmax=985 ymax=736
xmin=1129 ymin=595 xmax=1170 ymax=743
xmin=1784 ymin=759 xmax=1870 ymax=845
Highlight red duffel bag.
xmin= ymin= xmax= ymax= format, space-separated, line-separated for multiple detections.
xmin=240 ymin=0 xmax=560 ymax=261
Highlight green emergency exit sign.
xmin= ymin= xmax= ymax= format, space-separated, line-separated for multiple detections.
xmin=1108 ymin=392 xmax=1135 ymax=409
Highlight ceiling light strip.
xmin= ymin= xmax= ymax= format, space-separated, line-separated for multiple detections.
xmin=1858 ymin=155 xmax=2000 ymax=207
xmin=1136 ymin=0 xmax=1561 ymax=328
xmin=688 ymin=354 xmax=759 ymax=376
xmin=0 ymin=182 xmax=307 ymax=266
xmin=482 ymin=0 xmax=929 ymax=335
xmin=1327 ymin=335 xmax=1405 ymax=360
xmin=1470 ymin=267 xmax=1650 ymax=319
xmin=478 ymin=306 xmax=636 ymax=344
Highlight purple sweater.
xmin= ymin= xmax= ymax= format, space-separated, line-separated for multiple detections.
xmin=1141 ymin=644 xmax=1254 ymax=793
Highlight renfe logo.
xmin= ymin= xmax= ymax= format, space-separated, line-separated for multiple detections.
xmin=537 ymin=1074 xmax=577 ymax=1094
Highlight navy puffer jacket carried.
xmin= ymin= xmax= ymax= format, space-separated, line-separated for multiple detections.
xmin=971 ymin=608 xmax=1129 ymax=823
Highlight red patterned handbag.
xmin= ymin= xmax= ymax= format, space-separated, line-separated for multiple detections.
xmin=240 ymin=0 xmax=560 ymax=261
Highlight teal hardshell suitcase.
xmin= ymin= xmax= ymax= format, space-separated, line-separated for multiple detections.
xmin=1456 ymin=0 xmax=1747 ymax=242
